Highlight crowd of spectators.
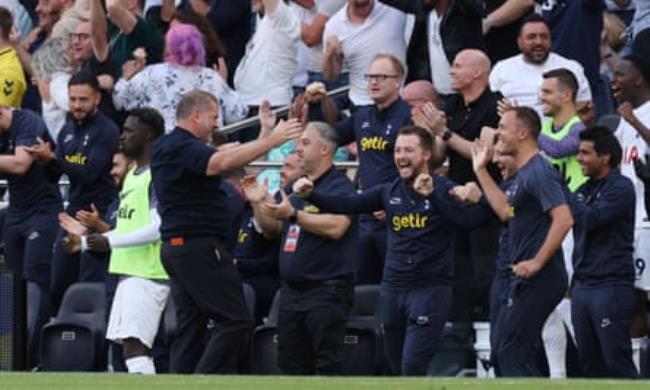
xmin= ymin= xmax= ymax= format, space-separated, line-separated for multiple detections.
xmin=1 ymin=0 xmax=650 ymax=379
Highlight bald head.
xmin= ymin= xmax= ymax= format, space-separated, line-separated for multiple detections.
xmin=402 ymin=80 xmax=438 ymax=109
xmin=459 ymin=49 xmax=491 ymax=77
xmin=450 ymin=49 xmax=492 ymax=94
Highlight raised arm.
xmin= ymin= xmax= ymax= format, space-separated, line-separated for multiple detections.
xmin=471 ymin=141 xmax=511 ymax=222
xmin=206 ymin=119 xmax=303 ymax=176
xmin=482 ymin=0 xmax=534 ymax=35
xmin=90 ymin=0 xmax=109 ymax=62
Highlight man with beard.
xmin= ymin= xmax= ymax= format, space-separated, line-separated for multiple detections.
xmin=26 ymin=70 xmax=120 ymax=311
xmin=471 ymin=106 xmax=573 ymax=376
xmin=292 ymin=126 xmax=492 ymax=375
xmin=242 ymin=122 xmax=357 ymax=375
xmin=489 ymin=14 xmax=591 ymax=119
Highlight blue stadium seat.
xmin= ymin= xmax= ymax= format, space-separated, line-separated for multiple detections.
xmin=40 ymin=282 xmax=106 ymax=371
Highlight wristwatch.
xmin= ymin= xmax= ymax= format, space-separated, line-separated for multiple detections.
xmin=442 ymin=129 xmax=453 ymax=142
xmin=289 ymin=208 xmax=299 ymax=224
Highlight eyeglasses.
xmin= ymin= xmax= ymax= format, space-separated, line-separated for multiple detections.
xmin=69 ymin=32 xmax=90 ymax=41
xmin=364 ymin=73 xmax=399 ymax=82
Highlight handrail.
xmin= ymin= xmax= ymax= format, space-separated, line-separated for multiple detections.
xmin=218 ymin=85 xmax=350 ymax=135
xmin=0 ymin=161 xmax=359 ymax=187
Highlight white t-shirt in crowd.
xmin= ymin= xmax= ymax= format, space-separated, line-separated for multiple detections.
xmin=615 ymin=100 xmax=650 ymax=228
xmin=489 ymin=53 xmax=592 ymax=119
xmin=323 ymin=1 xmax=407 ymax=106
xmin=428 ymin=10 xmax=452 ymax=95
xmin=234 ymin=1 xmax=301 ymax=106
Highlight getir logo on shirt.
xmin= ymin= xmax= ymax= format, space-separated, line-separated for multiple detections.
xmin=64 ymin=153 xmax=87 ymax=165
xmin=392 ymin=213 xmax=428 ymax=231
xmin=117 ymin=206 xmax=136 ymax=220
xmin=360 ymin=135 xmax=389 ymax=151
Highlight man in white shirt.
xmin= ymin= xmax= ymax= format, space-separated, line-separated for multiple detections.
xmin=322 ymin=0 xmax=407 ymax=106
xmin=234 ymin=0 xmax=300 ymax=108
xmin=612 ymin=56 xmax=650 ymax=338
xmin=489 ymin=14 xmax=592 ymax=119
xmin=290 ymin=0 xmax=346 ymax=93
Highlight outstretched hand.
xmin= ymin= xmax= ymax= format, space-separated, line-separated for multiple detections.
xmin=241 ymin=175 xmax=269 ymax=203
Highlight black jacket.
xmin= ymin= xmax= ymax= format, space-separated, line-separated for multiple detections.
xmin=379 ymin=0 xmax=483 ymax=83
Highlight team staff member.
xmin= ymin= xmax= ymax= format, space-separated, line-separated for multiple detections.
xmin=234 ymin=153 xmax=302 ymax=326
xmin=242 ymin=122 xmax=356 ymax=375
xmin=26 ymin=71 xmax=120 ymax=312
xmin=471 ymin=107 xmax=574 ymax=377
xmin=571 ymin=127 xmax=638 ymax=378
xmin=151 ymin=90 xmax=301 ymax=374
xmin=0 ymin=106 xmax=61 ymax=367
xmin=310 ymin=53 xmax=412 ymax=285
xmin=293 ymin=126 xmax=492 ymax=375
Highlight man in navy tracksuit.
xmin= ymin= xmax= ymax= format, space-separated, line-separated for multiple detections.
xmin=293 ymin=126 xmax=492 ymax=375
xmin=472 ymin=107 xmax=574 ymax=377
xmin=27 ymin=71 xmax=120 ymax=311
xmin=570 ymin=126 xmax=638 ymax=378
xmin=0 ymin=106 xmax=61 ymax=367
xmin=310 ymin=53 xmax=412 ymax=284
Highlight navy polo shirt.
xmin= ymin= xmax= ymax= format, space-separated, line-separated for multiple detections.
xmin=0 ymin=109 xmax=61 ymax=215
xmin=55 ymin=111 xmax=119 ymax=211
xmin=310 ymin=175 xmax=493 ymax=289
xmin=151 ymin=127 xmax=230 ymax=242
xmin=507 ymin=153 xmax=569 ymax=288
xmin=279 ymin=167 xmax=357 ymax=283
xmin=335 ymin=98 xmax=411 ymax=191
xmin=233 ymin=204 xmax=280 ymax=276
xmin=572 ymin=170 xmax=636 ymax=285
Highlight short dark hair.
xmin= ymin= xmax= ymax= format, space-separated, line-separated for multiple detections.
xmin=519 ymin=13 xmax=551 ymax=37
xmin=543 ymin=68 xmax=578 ymax=101
xmin=397 ymin=126 xmax=434 ymax=153
xmin=579 ymin=126 xmax=622 ymax=169
xmin=68 ymin=70 xmax=101 ymax=92
xmin=0 ymin=6 xmax=13 ymax=40
xmin=176 ymin=90 xmax=218 ymax=120
xmin=508 ymin=106 xmax=542 ymax=139
xmin=127 ymin=107 xmax=165 ymax=140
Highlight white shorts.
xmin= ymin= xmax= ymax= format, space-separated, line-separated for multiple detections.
xmin=634 ymin=227 xmax=650 ymax=291
xmin=106 ymin=276 xmax=170 ymax=348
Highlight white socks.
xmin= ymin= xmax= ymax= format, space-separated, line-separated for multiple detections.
xmin=631 ymin=337 xmax=646 ymax=373
xmin=542 ymin=298 xmax=574 ymax=379
xmin=125 ymin=356 xmax=156 ymax=374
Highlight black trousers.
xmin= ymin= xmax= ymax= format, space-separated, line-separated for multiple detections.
xmin=161 ymin=237 xmax=252 ymax=374
xmin=277 ymin=277 xmax=354 ymax=375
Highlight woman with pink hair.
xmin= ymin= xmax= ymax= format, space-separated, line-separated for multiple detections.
xmin=112 ymin=22 xmax=247 ymax=133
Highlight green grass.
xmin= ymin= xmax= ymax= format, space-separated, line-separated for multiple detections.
xmin=0 ymin=373 xmax=649 ymax=390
